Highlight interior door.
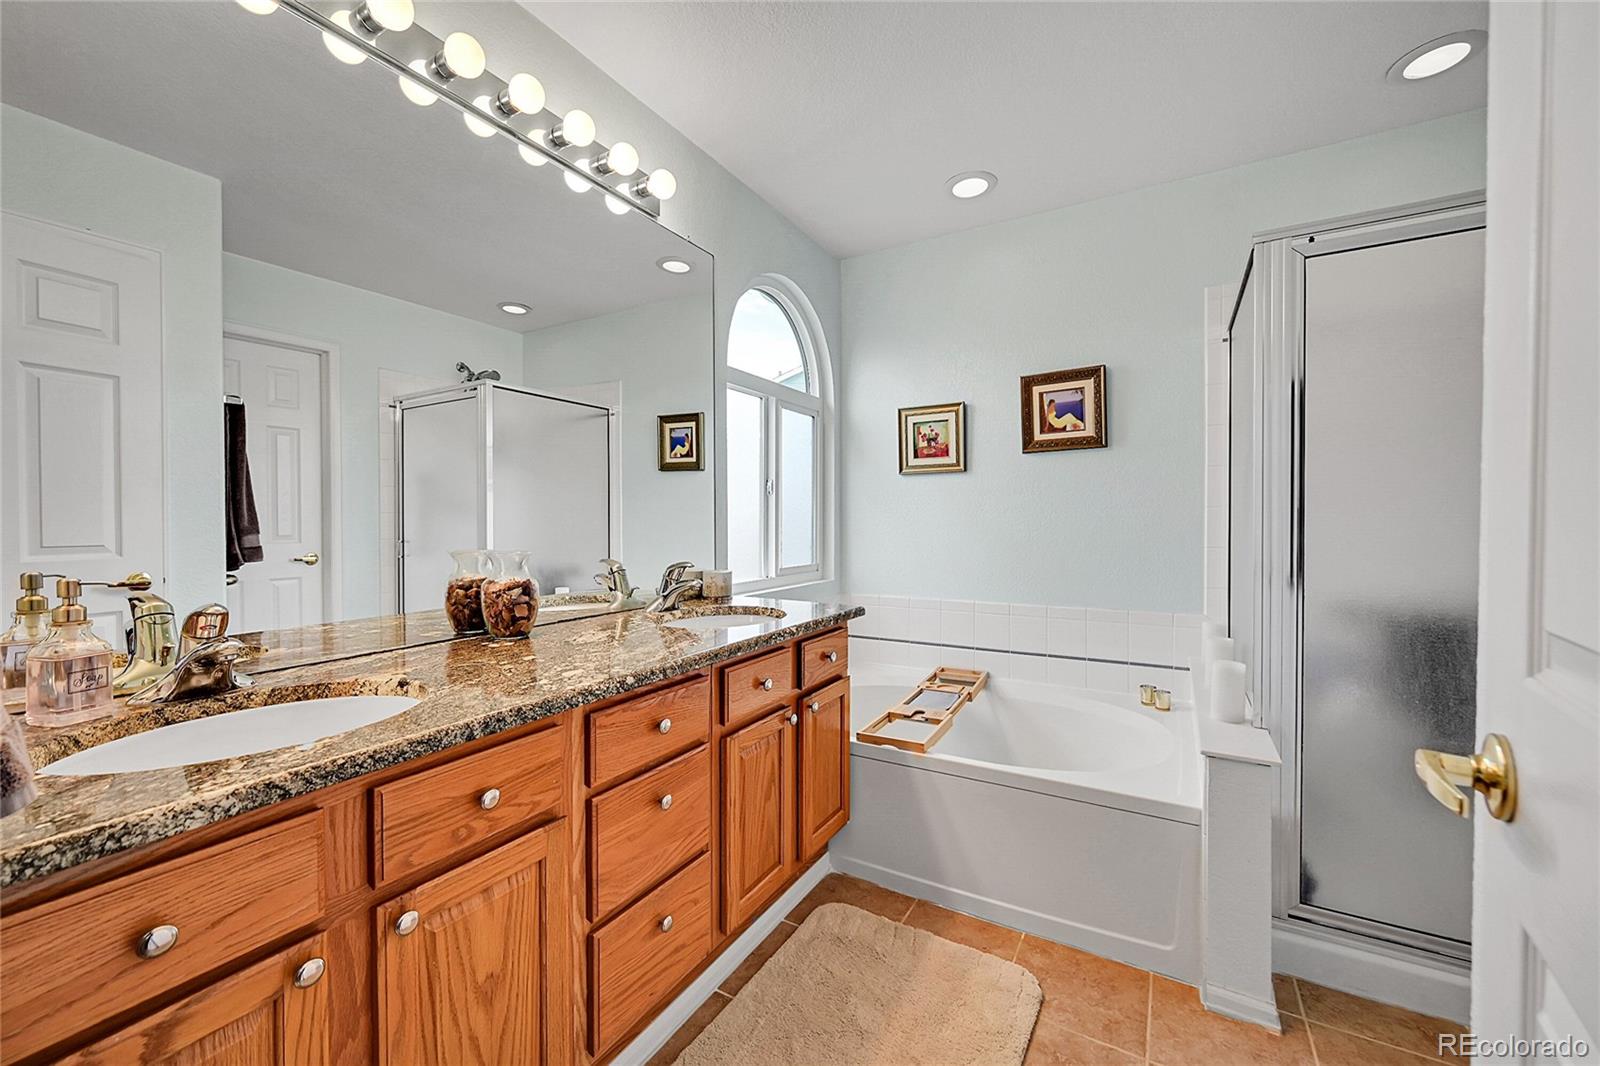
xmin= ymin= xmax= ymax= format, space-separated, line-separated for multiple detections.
xmin=1 ymin=211 xmax=165 ymax=650
xmin=722 ymin=708 xmax=796 ymax=931
xmin=223 ymin=333 xmax=323 ymax=631
xmin=798 ymin=677 xmax=850 ymax=861
xmin=1466 ymin=0 xmax=1597 ymax=1044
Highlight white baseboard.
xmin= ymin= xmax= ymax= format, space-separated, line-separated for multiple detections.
xmin=612 ymin=855 xmax=835 ymax=1066
xmin=1201 ymin=983 xmax=1282 ymax=1032
xmin=1273 ymin=918 xmax=1470 ymax=1024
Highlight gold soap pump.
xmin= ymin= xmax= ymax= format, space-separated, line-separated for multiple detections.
xmin=1 ymin=572 xmax=54 ymax=709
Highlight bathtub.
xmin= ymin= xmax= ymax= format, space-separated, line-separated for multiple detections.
xmin=831 ymin=664 xmax=1204 ymax=981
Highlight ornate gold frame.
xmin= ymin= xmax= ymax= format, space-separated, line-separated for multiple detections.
xmin=1019 ymin=364 xmax=1107 ymax=452
xmin=657 ymin=412 xmax=704 ymax=471
xmin=898 ymin=402 xmax=966 ymax=474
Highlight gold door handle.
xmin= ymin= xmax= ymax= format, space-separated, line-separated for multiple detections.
xmin=1414 ymin=733 xmax=1517 ymax=822
xmin=291 ymin=552 xmax=320 ymax=567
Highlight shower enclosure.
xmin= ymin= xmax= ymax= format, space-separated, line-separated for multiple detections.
xmin=1228 ymin=195 xmax=1485 ymax=965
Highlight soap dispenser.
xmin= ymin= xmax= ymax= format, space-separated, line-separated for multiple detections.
xmin=25 ymin=578 xmax=115 ymax=727
xmin=1 ymin=572 xmax=52 ymax=710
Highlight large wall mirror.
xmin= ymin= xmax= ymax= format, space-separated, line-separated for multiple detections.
xmin=1 ymin=1 xmax=713 ymax=648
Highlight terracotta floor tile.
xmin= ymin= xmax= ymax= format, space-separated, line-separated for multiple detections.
xmin=1013 ymin=937 xmax=1151 ymax=1056
xmin=1147 ymin=975 xmax=1314 ymax=1066
xmin=1297 ymin=981 xmax=1466 ymax=1060
xmin=1311 ymin=1023 xmax=1444 ymax=1066
xmin=644 ymin=991 xmax=728 ymax=1066
xmin=718 ymin=921 xmax=797 ymax=996
xmin=785 ymin=872 xmax=917 ymax=924
xmin=1024 ymin=1006 xmax=1142 ymax=1065
xmin=1274 ymin=973 xmax=1302 ymax=1016
xmin=903 ymin=901 xmax=1024 ymax=959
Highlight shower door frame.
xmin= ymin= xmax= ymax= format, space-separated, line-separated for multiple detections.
xmin=1233 ymin=192 xmax=1486 ymax=965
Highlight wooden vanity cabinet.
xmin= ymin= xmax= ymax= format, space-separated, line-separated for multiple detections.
xmin=720 ymin=708 xmax=798 ymax=930
xmin=798 ymin=675 xmax=851 ymax=863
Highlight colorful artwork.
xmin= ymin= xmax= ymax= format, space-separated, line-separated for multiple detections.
xmin=658 ymin=412 xmax=704 ymax=471
xmin=899 ymin=403 xmax=966 ymax=474
xmin=1020 ymin=365 xmax=1107 ymax=452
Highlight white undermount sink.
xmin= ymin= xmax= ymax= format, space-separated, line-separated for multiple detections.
xmin=662 ymin=611 xmax=787 ymax=633
xmin=39 ymin=695 xmax=421 ymax=777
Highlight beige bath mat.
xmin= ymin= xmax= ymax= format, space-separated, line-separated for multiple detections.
xmin=674 ymin=903 xmax=1042 ymax=1065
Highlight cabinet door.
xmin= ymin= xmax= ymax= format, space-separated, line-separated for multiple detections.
xmin=798 ymin=677 xmax=851 ymax=862
xmin=375 ymin=821 xmax=572 ymax=1066
xmin=58 ymin=932 xmax=331 ymax=1066
xmin=722 ymin=709 xmax=796 ymax=931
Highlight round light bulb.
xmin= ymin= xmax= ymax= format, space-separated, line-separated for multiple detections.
xmin=236 ymin=0 xmax=279 ymax=14
xmin=322 ymin=11 xmax=367 ymax=65
xmin=564 ymin=170 xmax=591 ymax=194
xmin=1402 ymin=40 xmax=1472 ymax=79
xmin=501 ymin=73 xmax=545 ymax=115
xmin=518 ymin=142 xmax=548 ymax=167
xmin=947 ymin=170 xmax=996 ymax=199
xmin=605 ymin=193 xmax=630 ymax=216
xmin=604 ymin=141 xmax=639 ymax=177
xmin=399 ymin=60 xmax=437 ymax=106
xmin=436 ymin=31 xmax=486 ymax=80
xmin=464 ymin=96 xmax=497 ymax=138
xmin=498 ymin=302 xmax=530 ymax=316
xmin=558 ymin=109 xmax=596 ymax=148
xmin=643 ymin=168 xmax=676 ymax=201
xmin=657 ymin=257 xmax=692 ymax=274
xmin=359 ymin=0 xmax=413 ymax=31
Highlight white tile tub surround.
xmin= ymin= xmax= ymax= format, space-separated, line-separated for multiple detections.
xmin=847 ymin=594 xmax=1202 ymax=701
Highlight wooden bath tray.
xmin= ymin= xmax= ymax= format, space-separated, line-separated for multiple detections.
xmin=856 ymin=667 xmax=988 ymax=754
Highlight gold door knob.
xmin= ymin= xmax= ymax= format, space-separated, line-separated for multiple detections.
xmin=1414 ymin=733 xmax=1517 ymax=822
xmin=292 ymin=552 xmax=320 ymax=566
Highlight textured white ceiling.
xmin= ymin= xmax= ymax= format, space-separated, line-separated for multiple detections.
xmin=528 ymin=1 xmax=1488 ymax=258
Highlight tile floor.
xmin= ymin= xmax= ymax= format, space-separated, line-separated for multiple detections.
xmin=647 ymin=874 xmax=1468 ymax=1066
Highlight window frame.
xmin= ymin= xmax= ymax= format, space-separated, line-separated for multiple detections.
xmin=722 ymin=283 xmax=825 ymax=592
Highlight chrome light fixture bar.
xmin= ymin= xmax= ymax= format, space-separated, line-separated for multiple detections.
xmin=259 ymin=0 xmax=673 ymax=217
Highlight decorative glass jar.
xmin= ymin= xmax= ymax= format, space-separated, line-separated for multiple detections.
xmin=482 ymin=551 xmax=539 ymax=639
xmin=445 ymin=549 xmax=489 ymax=634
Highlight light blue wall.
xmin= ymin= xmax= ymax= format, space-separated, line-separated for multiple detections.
xmin=840 ymin=110 xmax=1488 ymax=612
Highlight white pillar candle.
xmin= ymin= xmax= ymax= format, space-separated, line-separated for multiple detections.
xmin=1201 ymin=634 xmax=1235 ymax=690
xmin=1210 ymin=660 xmax=1248 ymax=724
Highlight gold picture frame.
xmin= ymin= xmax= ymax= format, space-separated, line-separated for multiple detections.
xmin=898 ymin=402 xmax=966 ymax=474
xmin=1020 ymin=364 xmax=1107 ymax=452
xmin=658 ymin=412 xmax=704 ymax=471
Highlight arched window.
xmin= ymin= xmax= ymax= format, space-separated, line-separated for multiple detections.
xmin=725 ymin=284 xmax=824 ymax=587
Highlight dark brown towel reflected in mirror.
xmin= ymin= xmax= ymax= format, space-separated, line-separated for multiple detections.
xmin=225 ymin=400 xmax=263 ymax=571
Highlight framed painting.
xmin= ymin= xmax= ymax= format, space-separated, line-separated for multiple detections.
xmin=1019 ymin=364 xmax=1107 ymax=452
xmin=898 ymin=402 xmax=966 ymax=474
xmin=658 ymin=412 xmax=704 ymax=471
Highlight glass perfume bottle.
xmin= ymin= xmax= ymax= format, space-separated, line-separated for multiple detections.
xmin=1 ymin=572 xmax=51 ymax=710
xmin=25 ymin=578 xmax=115 ymax=727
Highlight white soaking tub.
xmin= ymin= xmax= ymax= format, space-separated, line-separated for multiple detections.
xmin=832 ymin=664 xmax=1204 ymax=981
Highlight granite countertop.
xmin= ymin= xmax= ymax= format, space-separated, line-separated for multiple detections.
xmin=1 ymin=597 xmax=860 ymax=888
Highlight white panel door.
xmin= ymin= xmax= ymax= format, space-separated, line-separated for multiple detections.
xmin=1471 ymin=0 xmax=1598 ymax=1050
xmin=222 ymin=334 xmax=323 ymax=632
xmin=1 ymin=212 xmax=165 ymax=650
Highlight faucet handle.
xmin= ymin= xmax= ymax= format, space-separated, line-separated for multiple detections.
xmin=658 ymin=561 xmax=694 ymax=593
xmin=180 ymin=604 xmax=230 ymax=653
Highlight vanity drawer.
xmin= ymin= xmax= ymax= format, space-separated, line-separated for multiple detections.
xmin=799 ymin=628 xmax=849 ymax=689
xmin=588 ymin=675 xmax=710 ymax=790
xmin=721 ymin=645 xmax=797 ymax=727
xmin=0 ymin=811 xmax=326 ymax=1064
xmin=374 ymin=724 xmax=566 ymax=884
xmin=590 ymin=854 xmax=713 ymax=1055
xmin=589 ymin=745 xmax=710 ymax=920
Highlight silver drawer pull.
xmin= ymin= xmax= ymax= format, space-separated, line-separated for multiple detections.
xmin=788 ymin=712 xmax=799 ymax=726
xmin=660 ymin=915 xmax=674 ymax=933
xmin=825 ymin=651 xmax=839 ymax=663
xmin=479 ymin=788 xmax=501 ymax=811
xmin=761 ymin=677 xmax=774 ymax=691
xmin=294 ymin=957 xmax=326 ymax=989
xmin=136 ymin=924 xmax=179 ymax=959
xmin=659 ymin=794 xmax=673 ymax=811
xmin=809 ymin=701 xmax=820 ymax=714
xmin=658 ymin=718 xmax=672 ymax=734
xmin=395 ymin=910 xmax=420 ymax=936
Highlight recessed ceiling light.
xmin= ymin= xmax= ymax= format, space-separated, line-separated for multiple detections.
xmin=657 ymin=257 xmax=692 ymax=274
xmin=947 ymin=171 xmax=997 ymax=200
xmin=1387 ymin=30 xmax=1486 ymax=83
xmin=498 ymin=301 xmax=530 ymax=315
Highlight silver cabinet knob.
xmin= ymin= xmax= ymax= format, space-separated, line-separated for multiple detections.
xmin=826 ymin=651 xmax=839 ymax=663
xmin=809 ymin=701 xmax=820 ymax=714
xmin=136 ymin=924 xmax=179 ymax=959
xmin=395 ymin=910 xmax=420 ymax=936
xmin=760 ymin=677 xmax=774 ymax=691
xmin=294 ymin=957 xmax=326 ymax=989
xmin=660 ymin=915 xmax=674 ymax=933
xmin=659 ymin=794 xmax=673 ymax=811
xmin=479 ymin=788 xmax=501 ymax=810
xmin=788 ymin=712 xmax=799 ymax=726
xmin=658 ymin=718 xmax=672 ymax=734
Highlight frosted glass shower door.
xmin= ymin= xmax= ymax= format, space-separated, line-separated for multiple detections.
xmin=1298 ymin=227 xmax=1484 ymax=948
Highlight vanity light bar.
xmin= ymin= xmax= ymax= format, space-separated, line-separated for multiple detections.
xmin=250 ymin=0 xmax=675 ymax=217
